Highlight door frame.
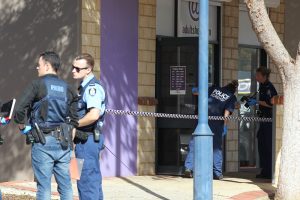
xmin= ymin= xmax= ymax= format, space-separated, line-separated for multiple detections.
xmin=155 ymin=36 xmax=221 ymax=174
xmin=237 ymin=45 xmax=268 ymax=171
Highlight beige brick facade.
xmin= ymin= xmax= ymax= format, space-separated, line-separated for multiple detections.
xmin=222 ymin=0 xmax=240 ymax=172
xmin=137 ymin=0 xmax=156 ymax=175
xmin=81 ymin=0 xmax=101 ymax=77
xmin=93 ymin=0 xmax=285 ymax=177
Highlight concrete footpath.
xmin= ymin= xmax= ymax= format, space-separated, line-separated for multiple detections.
xmin=0 ymin=172 xmax=275 ymax=200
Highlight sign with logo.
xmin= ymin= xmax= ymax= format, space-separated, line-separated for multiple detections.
xmin=170 ymin=66 xmax=186 ymax=95
xmin=238 ymin=79 xmax=251 ymax=95
xmin=177 ymin=0 xmax=217 ymax=40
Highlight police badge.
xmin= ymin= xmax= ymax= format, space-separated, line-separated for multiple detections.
xmin=89 ymin=88 xmax=96 ymax=96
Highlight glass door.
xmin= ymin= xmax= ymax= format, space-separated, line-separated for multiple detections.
xmin=238 ymin=46 xmax=265 ymax=169
xmin=156 ymin=37 xmax=218 ymax=174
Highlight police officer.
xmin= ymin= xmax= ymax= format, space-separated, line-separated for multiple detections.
xmin=72 ymin=53 xmax=106 ymax=200
xmin=247 ymin=66 xmax=277 ymax=179
xmin=14 ymin=51 xmax=79 ymax=200
xmin=184 ymin=80 xmax=238 ymax=180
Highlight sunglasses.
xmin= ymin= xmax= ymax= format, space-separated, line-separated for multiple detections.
xmin=72 ymin=65 xmax=89 ymax=73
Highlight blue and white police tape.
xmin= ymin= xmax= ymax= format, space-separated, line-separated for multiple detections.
xmin=105 ymin=109 xmax=272 ymax=123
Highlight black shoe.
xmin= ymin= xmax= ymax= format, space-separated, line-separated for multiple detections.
xmin=183 ymin=169 xmax=193 ymax=178
xmin=213 ymin=174 xmax=223 ymax=180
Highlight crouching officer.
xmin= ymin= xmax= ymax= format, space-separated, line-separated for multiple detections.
xmin=184 ymin=80 xmax=238 ymax=180
xmin=14 ymin=51 xmax=79 ymax=200
xmin=71 ymin=53 xmax=106 ymax=200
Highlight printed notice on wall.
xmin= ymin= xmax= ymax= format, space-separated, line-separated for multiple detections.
xmin=170 ymin=66 xmax=186 ymax=95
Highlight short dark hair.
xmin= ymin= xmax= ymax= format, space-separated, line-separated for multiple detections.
xmin=256 ymin=66 xmax=271 ymax=79
xmin=75 ymin=53 xmax=94 ymax=70
xmin=39 ymin=51 xmax=61 ymax=72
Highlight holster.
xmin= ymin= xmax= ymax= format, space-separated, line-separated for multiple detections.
xmin=29 ymin=123 xmax=46 ymax=145
xmin=59 ymin=123 xmax=73 ymax=150
xmin=26 ymin=133 xmax=35 ymax=145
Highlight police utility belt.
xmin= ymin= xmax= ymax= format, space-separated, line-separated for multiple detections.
xmin=26 ymin=123 xmax=74 ymax=150
xmin=74 ymin=128 xmax=101 ymax=143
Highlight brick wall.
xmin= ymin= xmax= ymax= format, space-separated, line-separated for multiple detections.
xmin=222 ymin=0 xmax=240 ymax=172
xmin=82 ymin=0 xmax=101 ymax=77
xmin=269 ymin=0 xmax=285 ymax=95
xmin=137 ymin=0 xmax=156 ymax=175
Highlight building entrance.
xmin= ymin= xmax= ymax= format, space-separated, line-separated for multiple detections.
xmin=156 ymin=37 xmax=218 ymax=174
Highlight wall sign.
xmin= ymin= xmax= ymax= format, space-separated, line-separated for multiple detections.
xmin=170 ymin=66 xmax=186 ymax=95
xmin=177 ymin=0 xmax=217 ymax=40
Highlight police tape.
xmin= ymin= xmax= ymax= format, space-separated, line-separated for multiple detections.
xmin=105 ymin=109 xmax=272 ymax=122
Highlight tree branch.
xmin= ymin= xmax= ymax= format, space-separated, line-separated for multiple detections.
xmin=244 ymin=0 xmax=293 ymax=79
xmin=296 ymin=42 xmax=300 ymax=66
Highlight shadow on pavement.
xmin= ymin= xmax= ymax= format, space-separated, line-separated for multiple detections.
xmin=223 ymin=171 xmax=276 ymax=199
xmin=120 ymin=177 xmax=170 ymax=200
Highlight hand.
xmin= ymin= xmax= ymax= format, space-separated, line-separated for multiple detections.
xmin=223 ymin=125 xmax=228 ymax=136
xmin=0 ymin=117 xmax=9 ymax=125
xmin=247 ymin=98 xmax=258 ymax=106
xmin=20 ymin=125 xmax=32 ymax=135
xmin=192 ymin=87 xmax=198 ymax=95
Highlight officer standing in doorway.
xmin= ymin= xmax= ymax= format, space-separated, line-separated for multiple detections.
xmin=14 ymin=51 xmax=79 ymax=200
xmin=184 ymin=80 xmax=238 ymax=180
xmin=72 ymin=53 xmax=106 ymax=200
xmin=247 ymin=66 xmax=277 ymax=179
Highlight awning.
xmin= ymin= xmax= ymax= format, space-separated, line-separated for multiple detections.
xmin=239 ymin=0 xmax=280 ymax=8
xmin=264 ymin=0 xmax=280 ymax=8
xmin=187 ymin=0 xmax=280 ymax=8
xmin=187 ymin=0 xmax=231 ymax=2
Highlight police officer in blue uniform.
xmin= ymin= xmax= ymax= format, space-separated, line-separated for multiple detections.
xmin=247 ymin=67 xmax=277 ymax=179
xmin=184 ymin=80 xmax=238 ymax=180
xmin=72 ymin=53 xmax=106 ymax=200
xmin=14 ymin=51 xmax=79 ymax=200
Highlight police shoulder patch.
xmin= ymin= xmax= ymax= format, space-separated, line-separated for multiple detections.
xmin=89 ymin=88 xmax=97 ymax=96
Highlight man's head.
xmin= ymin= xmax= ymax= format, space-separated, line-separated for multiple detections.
xmin=72 ymin=53 xmax=94 ymax=80
xmin=37 ymin=51 xmax=60 ymax=77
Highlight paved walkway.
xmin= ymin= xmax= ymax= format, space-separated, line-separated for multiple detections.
xmin=0 ymin=173 xmax=275 ymax=200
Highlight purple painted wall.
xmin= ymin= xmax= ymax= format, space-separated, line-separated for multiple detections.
xmin=100 ymin=0 xmax=138 ymax=177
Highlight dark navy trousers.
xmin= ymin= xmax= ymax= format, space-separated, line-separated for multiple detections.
xmin=257 ymin=122 xmax=273 ymax=178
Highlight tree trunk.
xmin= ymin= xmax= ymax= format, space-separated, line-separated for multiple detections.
xmin=244 ymin=0 xmax=300 ymax=199
xmin=277 ymin=76 xmax=300 ymax=199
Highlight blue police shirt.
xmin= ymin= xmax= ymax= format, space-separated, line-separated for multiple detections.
xmin=208 ymin=86 xmax=237 ymax=134
xmin=80 ymin=74 xmax=106 ymax=127
xmin=258 ymin=81 xmax=277 ymax=118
